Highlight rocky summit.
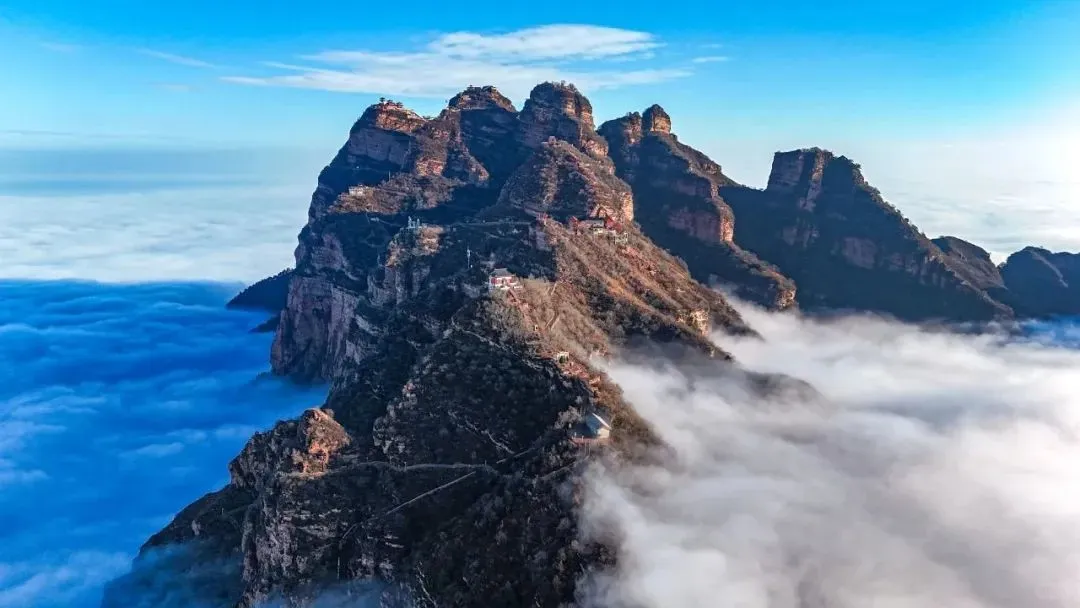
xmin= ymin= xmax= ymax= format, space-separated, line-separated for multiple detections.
xmin=110 ymin=81 xmax=1080 ymax=607
xmin=599 ymin=107 xmax=797 ymax=310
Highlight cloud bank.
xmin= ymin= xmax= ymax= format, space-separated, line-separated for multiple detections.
xmin=223 ymin=24 xmax=692 ymax=99
xmin=0 ymin=186 xmax=305 ymax=283
xmin=0 ymin=280 xmax=325 ymax=607
xmin=861 ymin=150 xmax=1080 ymax=262
xmin=583 ymin=304 xmax=1080 ymax=607
xmin=0 ymin=148 xmax=321 ymax=283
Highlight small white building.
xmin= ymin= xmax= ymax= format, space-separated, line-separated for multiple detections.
xmin=488 ymin=268 xmax=522 ymax=291
xmin=572 ymin=411 xmax=612 ymax=444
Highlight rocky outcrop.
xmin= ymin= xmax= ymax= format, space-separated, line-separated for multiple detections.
xmin=933 ymin=238 xmax=1080 ymax=318
xmin=447 ymin=85 xmax=515 ymax=111
xmin=228 ymin=269 xmax=294 ymax=333
xmin=272 ymin=83 xmax=644 ymax=382
xmin=599 ymin=109 xmax=797 ymax=310
xmin=308 ymin=101 xmax=428 ymax=222
xmin=227 ymin=269 xmax=293 ymax=313
xmin=496 ymin=140 xmax=633 ymax=222
xmin=721 ymin=148 xmax=1012 ymax=321
xmin=642 ymin=104 xmax=671 ymax=134
xmin=121 ymin=81 xmax=1080 ymax=608
xmin=272 ymin=90 xmax=519 ymax=381
xmin=122 ymin=82 xmax=763 ymax=607
xmin=999 ymin=247 xmax=1080 ymax=317
xmin=932 ymin=236 xmax=1005 ymax=292
xmin=229 ymin=408 xmax=351 ymax=491
xmin=516 ymin=82 xmax=609 ymax=161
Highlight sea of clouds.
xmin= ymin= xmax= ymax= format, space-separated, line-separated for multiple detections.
xmin=583 ymin=304 xmax=1080 ymax=607
xmin=0 ymin=280 xmax=326 ymax=607
xmin=2 ymin=141 xmax=1077 ymax=607
xmin=0 ymin=147 xmax=319 ymax=283
xmin=0 ymin=151 xmax=327 ymax=607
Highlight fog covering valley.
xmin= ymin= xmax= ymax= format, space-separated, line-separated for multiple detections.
xmin=0 ymin=280 xmax=326 ymax=607
xmin=583 ymin=305 xmax=1080 ymax=607
xmin=2 ymin=149 xmax=1078 ymax=606
xmin=0 ymin=157 xmax=327 ymax=606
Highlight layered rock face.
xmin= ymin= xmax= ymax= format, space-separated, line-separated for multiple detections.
xmin=722 ymin=148 xmax=1012 ymax=321
xmin=309 ymin=102 xmax=427 ymax=222
xmin=272 ymin=82 xmax=640 ymax=383
xmin=516 ymin=82 xmax=609 ymax=161
xmin=272 ymin=90 xmax=522 ymax=382
xmin=118 ymin=82 xmax=766 ymax=608
xmin=600 ymin=108 xmax=797 ymax=310
xmin=496 ymin=139 xmax=633 ymax=222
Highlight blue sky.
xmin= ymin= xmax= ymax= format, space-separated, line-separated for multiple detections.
xmin=2 ymin=0 xmax=1077 ymax=157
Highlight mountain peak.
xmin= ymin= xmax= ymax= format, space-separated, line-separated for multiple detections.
xmin=726 ymin=147 xmax=1011 ymax=320
xmin=526 ymin=81 xmax=590 ymax=115
xmin=448 ymin=85 xmax=516 ymax=112
xmin=766 ymin=148 xmax=832 ymax=198
xmin=497 ymin=138 xmax=634 ymax=223
xmin=354 ymin=99 xmax=427 ymax=134
xmin=598 ymin=112 xmax=644 ymax=147
xmin=643 ymin=104 xmax=671 ymax=134
xmin=517 ymin=81 xmax=608 ymax=160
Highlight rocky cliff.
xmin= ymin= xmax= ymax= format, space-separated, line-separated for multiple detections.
xmin=599 ymin=107 xmax=797 ymax=310
xmin=116 ymin=80 xmax=1080 ymax=608
xmin=998 ymin=247 xmax=1080 ymax=317
xmin=111 ymin=83 xmax=774 ymax=608
xmin=721 ymin=148 xmax=1013 ymax=321
xmin=227 ymin=269 xmax=294 ymax=332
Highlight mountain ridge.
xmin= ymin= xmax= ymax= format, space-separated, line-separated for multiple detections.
xmin=111 ymin=80 xmax=1079 ymax=608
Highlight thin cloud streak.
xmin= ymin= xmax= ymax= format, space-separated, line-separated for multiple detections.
xmin=223 ymin=24 xmax=692 ymax=99
xmin=427 ymin=24 xmax=660 ymax=60
xmin=691 ymin=55 xmax=729 ymax=63
xmin=138 ymin=49 xmax=219 ymax=69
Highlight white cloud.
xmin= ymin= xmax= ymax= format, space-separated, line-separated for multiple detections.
xmin=0 ymin=182 xmax=310 ymax=283
xmin=138 ymin=49 xmax=218 ymax=69
xmin=582 ymin=303 xmax=1080 ymax=608
xmin=0 ymin=551 xmax=130 ymax=608
xmin=839 ymin=103 xmax=1080 ymax=260
xmin=223 ymin=24 xmax=690 ymax=99
xmin=428 ymin=24 xmax=659 ymax=60
xmin=691 ymin=55 xmax=729 ymax=63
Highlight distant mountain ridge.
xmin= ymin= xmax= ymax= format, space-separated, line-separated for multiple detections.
xmin=112 ymin=81 xmax=1079 ymax=608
